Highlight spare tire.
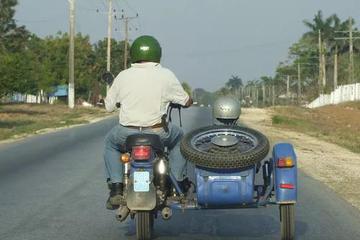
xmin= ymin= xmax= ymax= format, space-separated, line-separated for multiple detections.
xmin=180 ymin=125 xmax=270 ymax=169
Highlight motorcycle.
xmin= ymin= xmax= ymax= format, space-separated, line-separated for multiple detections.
xmin=101 ymin=72 xmax=297 ymax=240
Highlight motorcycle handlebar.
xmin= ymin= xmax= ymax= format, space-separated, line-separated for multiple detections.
xmin=169 ymin=103 xmax=183 ymax=109
xmin=114 ymin=102 xmax=183 ymax=110
xmin=167 ymin=103 xmax=186 ymax=127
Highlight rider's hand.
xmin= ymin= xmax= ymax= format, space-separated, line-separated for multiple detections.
xmin=169 ymin=97 xmax=192 ymax=109
xmin=184 ymin=97 xmax=193 ymax=108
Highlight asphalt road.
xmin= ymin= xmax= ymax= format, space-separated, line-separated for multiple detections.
xmin=1 ymin=107 xmax=360 ymax=240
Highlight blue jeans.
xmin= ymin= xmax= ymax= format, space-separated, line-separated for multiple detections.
xmin=103 ymin=123 xmax=187 ymax=183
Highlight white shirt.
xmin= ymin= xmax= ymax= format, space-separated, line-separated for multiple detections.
xmin=105 ymin=62 xmax=189 ymax=127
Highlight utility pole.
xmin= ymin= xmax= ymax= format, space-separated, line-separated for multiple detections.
xmin=334 ymin=45 xmax=338 ymax=89
xmin=68 ymin=0 xmax=75 ymax=109
xmin=318 ymin=30 xmax=322 ymax=93
xmin=106 ymin=0 xmax=113 ymax=93
xmin=286 ymin=75 xmax=290 ymax=104
xmin=349 ymin=17 xmax=354 ymax=83
xmin=335 ymin=17 xmax=360 ymax=84
xmin=119 ymin=13 xmax=138 ymax=70
xmin=272 ymin=85 xmax=275 ymax=106
xmin=251 ymin=85 xmax=255 ymax=104
xmin=318 ymin=30 xmax=324 ymax=94
xmin=297 ymin=62 xmax=301 ymax=104
xmin=322 ymin=43 xmax=326 ymax=88
xmin=252 ymin=85 xmax=256 ymax=104
xmin=262 ymin=84 xmax=266 ymax=106
xmin=124 ymin=17 xmax=129 ymax=69
xmin=107 ymin=0 xmax=113 ymax=73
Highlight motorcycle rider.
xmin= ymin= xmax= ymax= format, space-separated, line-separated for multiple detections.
xmin=103 ymin=35 xmax=193 ymax=209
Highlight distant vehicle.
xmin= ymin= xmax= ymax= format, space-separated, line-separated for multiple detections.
xmin=200 ymin=104 xmax=204 ymax=107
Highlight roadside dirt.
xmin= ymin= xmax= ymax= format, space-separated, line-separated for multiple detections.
xmin=241 ymin=108 xmax=360 ymax=210
xmin=272 ymin=103 xmax=360 ymax=153
xmin=0 ymin=104 xmax=113 ymax=144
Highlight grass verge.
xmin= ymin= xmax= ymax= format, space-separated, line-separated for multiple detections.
xmin=0 ymin=103 xmax=110 ymax=141
xmin=271 ymin=101 xmax=360 ymax=153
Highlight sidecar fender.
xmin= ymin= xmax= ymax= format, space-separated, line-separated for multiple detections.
xmin=273 ymin=143 xmax=297 ymax=204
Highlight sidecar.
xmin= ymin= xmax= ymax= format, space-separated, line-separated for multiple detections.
xmin=175 ymin=125 xmax=297 ymax=240
xmin=173 ymin=97 xmax=297 ymax=240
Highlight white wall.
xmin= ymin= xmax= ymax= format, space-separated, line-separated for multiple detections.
xmin=11 ymin=90 xmax=47 ymax=104
xmin=307 ymin=83 xmax=360 ymax=108
xmin=25 ymin=94 xmax=40 ymax=103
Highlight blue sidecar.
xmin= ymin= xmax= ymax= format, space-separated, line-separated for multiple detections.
xmin=175 ymin=124 xmax=297 ymax=240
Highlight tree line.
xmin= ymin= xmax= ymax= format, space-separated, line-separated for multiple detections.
xmin=194 ymin=11 xmax=360 ymax=106
xmin=1 ymin=3 xmax=358 ymax=106
xmin=0 ymin=0 xmax=129 ymax=103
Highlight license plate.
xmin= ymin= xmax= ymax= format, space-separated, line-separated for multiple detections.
xmin=134 ymin=171 xmax=150 ymax=192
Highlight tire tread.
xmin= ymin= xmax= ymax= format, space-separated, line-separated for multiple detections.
xmin=180 ymin=125 xmax=270 ymax=169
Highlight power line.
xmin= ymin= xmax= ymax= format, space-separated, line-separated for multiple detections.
xmin=117 ymin=12 xmax=139 ymax=69
xmin=122 ymin=0 xmax=138 ymax=15
xmin=115 ymin=0 xmax=142 ymax=34
xmin=100 ymin=0 xmax=107 ymax=11
xmin=166 ymin=41 xmax=296 ymax=58
xmin=334 ymin=17 xmax=360 ymax=83
xmin=14 ymin=17 xmax=62 ymax=23
xmin=114 ymin=0 xmax=121 ymax=12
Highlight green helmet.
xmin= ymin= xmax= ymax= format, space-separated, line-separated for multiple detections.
xmin=130 ymin=35 xmax=162 ymax=63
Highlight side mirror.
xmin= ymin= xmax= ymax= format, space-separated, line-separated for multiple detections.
xmin=101 ymin=71 xmax=115 ymax=85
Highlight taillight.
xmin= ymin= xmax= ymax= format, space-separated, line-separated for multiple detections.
xmin=279 ymin=183 xmax=295 ymax=189
xmin=132 ymin=146 xmax=151 ymax=160
xmin=277 ymin=157 xmax=294 ymax=168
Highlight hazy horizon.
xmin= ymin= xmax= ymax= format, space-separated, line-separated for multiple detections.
xmin=15 ymin=0 xmax=359 ymax=91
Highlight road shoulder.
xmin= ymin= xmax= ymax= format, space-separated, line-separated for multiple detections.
xmin=241 ymin=108 xmax=360 ymax=210
xmin=0 ymin=104 xmax=116 ymax=145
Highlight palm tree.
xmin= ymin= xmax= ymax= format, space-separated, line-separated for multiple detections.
xmin=226 ymin=75 xmax=243 ymax=100
xmin=260 ymin=76 xmax=273 ymax=86
xmin=303 ymin=12 xmax=353 ymax=90
xmin=303 ymin=11 xmax=337 ymax=44
xmin=303 ymin=11 xmax=355 ymax=54
xmin=226 ymin=75 xmax=243 ymax=90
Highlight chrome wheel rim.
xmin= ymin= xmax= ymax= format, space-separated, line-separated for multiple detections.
xmin=190 ymin=128 xmax=258 ymax=154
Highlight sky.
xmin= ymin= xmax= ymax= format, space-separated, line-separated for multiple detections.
xmin=15 ymin=0 xmax=360 ymax=91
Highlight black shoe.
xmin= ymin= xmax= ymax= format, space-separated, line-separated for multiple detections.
xmin=106 ymin=196 xmax=119 ymax=210
xmin=106 ymin=182 xmax=124 ymax=210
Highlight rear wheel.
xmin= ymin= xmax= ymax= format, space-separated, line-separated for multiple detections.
xmin=280 ymin=204 xmax=295 ymax=240
xmin=136 ymin=211 xmax=153 ymax=240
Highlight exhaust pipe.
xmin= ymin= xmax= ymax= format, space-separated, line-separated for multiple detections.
xmin=161 ymin=207 xmax=172 ymax=220
xmin=116 ymin=206 xmax=130 ymax=222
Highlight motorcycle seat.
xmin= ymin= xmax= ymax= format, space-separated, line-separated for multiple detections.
xmin=126 ymin=134 xmax=164 ymax=154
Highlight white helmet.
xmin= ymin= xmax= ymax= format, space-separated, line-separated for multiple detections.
xmin=213 ymin=96 xmax=241 ymax=122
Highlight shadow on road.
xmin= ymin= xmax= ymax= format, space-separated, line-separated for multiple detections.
xmin=121 ymin=209 xmax=307 ymax=239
